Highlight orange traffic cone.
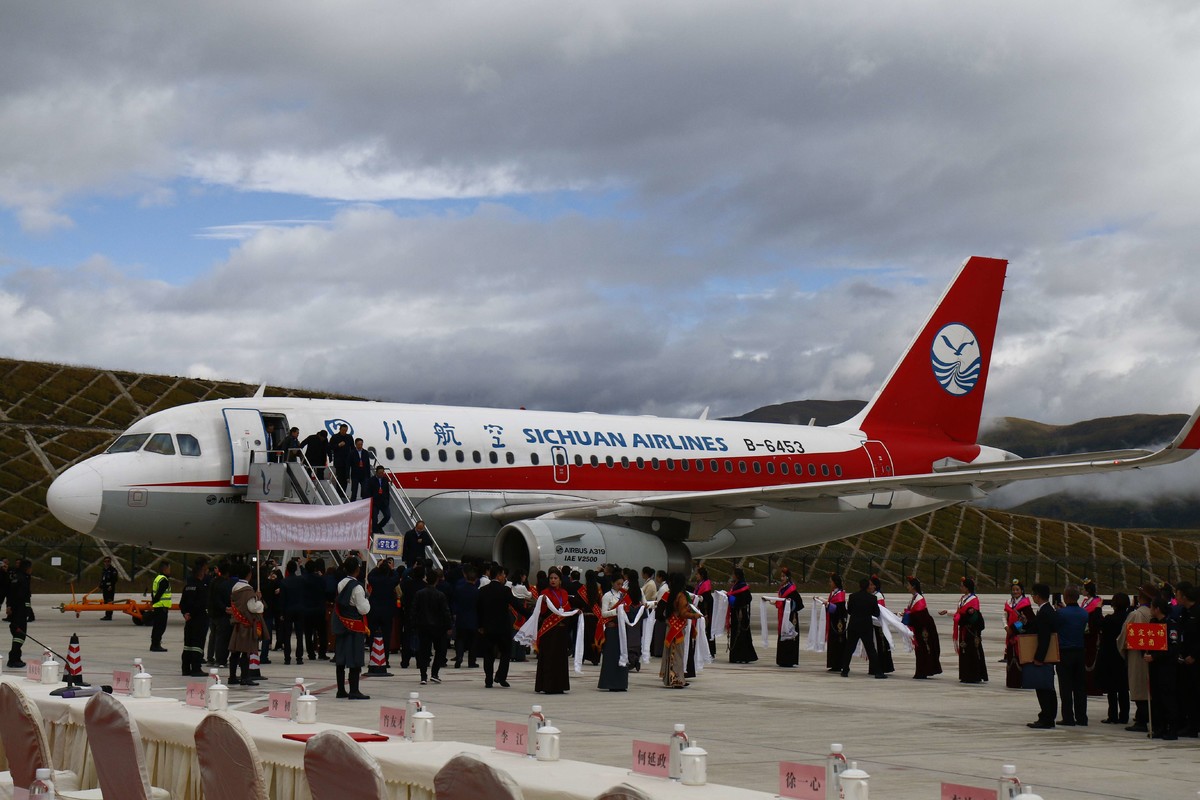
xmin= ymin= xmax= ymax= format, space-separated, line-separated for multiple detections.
xmin=366 ymin=635 xmax=392 ymax=676
xmin=65 ymin=633 xmax=89 ymax=687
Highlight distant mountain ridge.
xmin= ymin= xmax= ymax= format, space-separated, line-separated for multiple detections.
xmin=724 ymin=400 xmax=1200 ymax=529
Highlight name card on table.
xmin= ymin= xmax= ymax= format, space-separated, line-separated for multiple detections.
xmin=779 ymin=762 xmax=824 ymax=800
xmin=26 ymin=660 xmax=42 ymax=682
xmin=185 ymin=682 xmax=208 ymax=708
xmin=379 ymin=706 xmax=406 ymax=737
xmin=631 ymin=740 xmax=669 ymax=778
xmin=495 ymin=720 xmax=527 ymax=754
xmin=13 ymin=787 xmax=30 ymax=800
xmin=266 ymin=691 xmax=292 ymax=719
xmin=941 ymin=783 xmax=998 ymax=800
xmin=112 ymin=670 xmax=132 ymax=695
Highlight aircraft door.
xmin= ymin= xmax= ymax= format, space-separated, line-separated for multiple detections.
xmin=223 ymin=408 xmax=266 ymax=487
xmin=551 ymin=445 xmax=570 ymax=484
xmin=862 ymin=440 xmax=894 ymax=508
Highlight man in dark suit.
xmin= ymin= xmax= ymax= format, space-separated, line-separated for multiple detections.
xmin=348 ymin=438 xmax=372 ymax=501
xmin=403 ymin=520 xmax=430 ymax=569
xmin=841 ymin=577 xmax=884 ymax=677
xmin=328 ymin=423 xmax=354 ymax=491
xmin=1025 ymin=583 xmax=1059 ymax=729
xmin=476 ymin=565 xmax=524 ymax=688
xmin=367 ymin=466 xmax=391 ymax=533
xmin=279 ymin=427 xmax=302 ymax=462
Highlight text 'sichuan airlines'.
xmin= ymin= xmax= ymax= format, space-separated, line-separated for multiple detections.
xmin=46 ymin=257 xmax=1200 ymax=575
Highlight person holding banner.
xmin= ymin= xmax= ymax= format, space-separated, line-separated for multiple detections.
xmin=661 ymin=573 xmax=701 ymax=688
xmin=1144 ymin=596 xmax=1180 ymax=739
xmin=598 ymin=572 xmax=630 ymax=691
xmin=1118 ymin=585 xmax=1155 ymax=733
xmin=534 ymin=567 xmax=573 ymax=694
xmin=332 ymin=556 xmax=372 ymax=700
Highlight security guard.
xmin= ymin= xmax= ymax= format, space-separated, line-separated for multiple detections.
xmin=5 ymin=559 xmax=32 ymax=668
xmin=149 ymin=562 xmax=173 ymax=652
xmin=179 ymin=557 xmax=210 ymax=675
xmin=99 ymin=556 xmax=119 ymax=620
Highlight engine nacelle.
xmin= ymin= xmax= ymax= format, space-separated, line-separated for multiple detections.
xmin=493 ymin=520 xmax=692 ymax=578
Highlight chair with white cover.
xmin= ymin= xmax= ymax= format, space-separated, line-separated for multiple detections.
xmin=194 ymin=712 xmax=268 ymax=800
xmin=303 ymin=730 xmax=387 ymax=800
xmin=0 ymin=682 xmax=82 ymax=799
xmin=592 ymin=784 xmax=653 ymax=800
xmin=433 ymin=753 xmax=523 ymax=800
xmin=69 ymin=691 xmax=171 ymax=800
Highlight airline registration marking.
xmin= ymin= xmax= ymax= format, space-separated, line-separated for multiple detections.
xmin=742 ymin=439 xmax=806 ymax=454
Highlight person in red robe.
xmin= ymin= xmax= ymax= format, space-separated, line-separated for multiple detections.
xmin=821 ymin=573 xmax=847 ymax=672
xmin=1003 ymin=579 xmax=1034 ymax=688
xmin=940 ymin=577 xmax=987 ymax=684
xmin=904 ymin=577 xmax=942 ymax=679
xmin=1081 ymin=578 xmax=1104 ymax=696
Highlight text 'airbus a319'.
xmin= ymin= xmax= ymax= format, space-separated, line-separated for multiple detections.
xmin=47 ymin=257 xmax=1200 ymax=575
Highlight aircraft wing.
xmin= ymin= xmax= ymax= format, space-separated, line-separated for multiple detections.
xmin=494 ymin=404 xmax=1200 ymax=522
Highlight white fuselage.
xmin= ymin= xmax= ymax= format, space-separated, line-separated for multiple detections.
xmin=47 ymin=396 xmax=1002 ymax=557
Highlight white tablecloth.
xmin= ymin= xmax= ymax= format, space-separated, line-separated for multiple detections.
xmin=0 ymin=676 xmax=772 ymax=800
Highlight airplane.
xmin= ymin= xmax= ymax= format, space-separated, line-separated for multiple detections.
xmin=46 ymin=256 xmax=1200 ymax=577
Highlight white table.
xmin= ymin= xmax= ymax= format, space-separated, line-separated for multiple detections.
xmin=1 ymin=676 xmax=774 ymax=800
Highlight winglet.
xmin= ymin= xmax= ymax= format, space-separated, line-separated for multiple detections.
xmin=253 ymin=382 xmax=267 ymax=399
xmin=1169 ymin=404 xmax=1200 ymax=451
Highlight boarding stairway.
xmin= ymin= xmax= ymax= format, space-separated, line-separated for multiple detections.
xmin=254 ymin=450 xmax=448 ymax=571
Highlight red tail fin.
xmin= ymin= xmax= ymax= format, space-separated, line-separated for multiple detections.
xmin=842 ymin=256 xmax=1007 ymax=444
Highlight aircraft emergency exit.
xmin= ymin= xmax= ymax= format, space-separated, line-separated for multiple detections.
xmin=46 ymin=257 xmax=1200 ymax=576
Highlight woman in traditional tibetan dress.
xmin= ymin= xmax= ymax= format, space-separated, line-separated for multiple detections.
xmin=776 ymin=567 xmax=803 ymax=668
xmin=597 ymin=572 xmax=630 ymax=691
xmin=660 ymin=573 xmax=701 ymax=688
xmin=1003 ymin=579 xmax=1034 ymax=689
xmin=1081 ymin=578 xmax=1105 ymax=696
xmin=727 ymin=568 xmax=758 ymax=664
xmin=904 ymin=577 xmax=942 ymax=679
xmin=535 ymin=567 xmax=572 ymax=694
xmin=940 ymin=577 xmax=987 ymax=683
xmin=822 ymin=573 xmax=848 ymax=672
xmin=650 ymin=570 xmax=669 ymax=658
xmin=576 ymin=571 xmax=603 ymax=666
xmin=694 ymin=567 xmax=716 ymax=659
xmin=868 ymin=575 xmax=894 ymax=675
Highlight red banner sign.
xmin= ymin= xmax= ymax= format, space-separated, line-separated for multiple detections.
xmin=1126 ymin=622 xmax=1168 ymax=651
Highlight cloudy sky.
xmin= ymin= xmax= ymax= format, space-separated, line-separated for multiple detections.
xmin=3 ymin=0 xmax=1200 ymax=455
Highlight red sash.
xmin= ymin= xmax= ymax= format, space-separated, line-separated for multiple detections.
xmin=579 ymin=586 xmax=606 ymax=651
xmin=665 ymin=615 xmax=686 ymax=647
xmin=335 ymin=606 xmax=370 ymax=635
xmin=230 ymin=603 xmax=263 ymax=638
xmin=537 ymin=589 xmax=571 ymax=640
xmin=777 ymin=582 xmax=797 ymax=627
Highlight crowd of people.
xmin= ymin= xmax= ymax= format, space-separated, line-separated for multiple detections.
xmin=5 ymin=549 xmax=1197 ymax=741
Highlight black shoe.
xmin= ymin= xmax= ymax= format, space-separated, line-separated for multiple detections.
xmin=468 ymin=662 xmax=478 ymax=668
xmin=1058 ymin=720 xmax=1076 ymax=726
xmin=1125 ymin=723 xmax=1148 ymax=732
xmin=420 ymin=679 xmax=428 ymax=685
xmin=284 ymin=657 xmax=291 ymax=666
xmin=484 ymin=682 xmax=493 ymax=688
xmin=7 ymin=660 xmax=25 ymax=669
xmin=261 ymin=657 xmax=272 ymax=665
xmin=454 ymin=661 xmax=461 ymax=669
xmin=430 ymin=676 xmax=442 ymax=683
xmin=336 ymin=689 xmax=349 ymax=698
xmin=874 ymin=673 xmax=889 ymax=679
xmin=239 ymin=679 xmax=259 ymax=686
xmin=840 ymin=670 xmax=849 ymax=677
xmin=150 ymin=646 xmax=168 ymax=652
xmin=348 ymin=692 xmax=371 ymax=700
xmin=497 ymin=680 xmax=510 ymax=687
xmin=1027 ymin=721 xmax=1055 ymax=729
xmin=1101 ymin=717 xmax=1118 ymax=724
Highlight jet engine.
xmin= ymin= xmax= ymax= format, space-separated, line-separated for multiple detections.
xmin=493 ymin=519 xmax=692 ymax=578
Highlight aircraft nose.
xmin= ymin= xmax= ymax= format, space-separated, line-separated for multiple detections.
xmin=47 ymin=462 xmax=103 ymax=535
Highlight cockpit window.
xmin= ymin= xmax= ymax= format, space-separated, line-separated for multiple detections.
xmin=107 ymin=434 xmax=150 ymax=454
xmin=178 ymin=434 xmax=201 ymax=457
xmin=144 ymin=433 xmax=176 ymax=455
